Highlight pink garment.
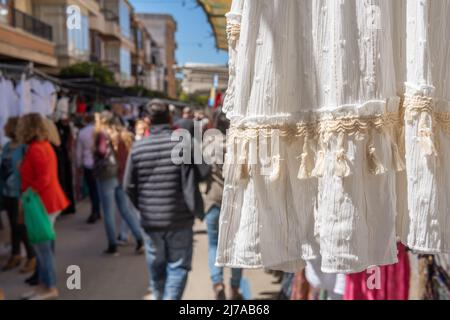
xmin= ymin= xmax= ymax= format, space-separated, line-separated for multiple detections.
xmin=344 ymin=244 xmax=410 ymax=300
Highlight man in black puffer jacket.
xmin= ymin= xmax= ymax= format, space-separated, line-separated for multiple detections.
xmin=124 ymin=100 xmax=204 ymax=300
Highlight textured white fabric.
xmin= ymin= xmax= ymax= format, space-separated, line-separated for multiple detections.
xmin=0 ymin=77 xmax=18 ymax=145
xmin=218 ymin=0 xmax=450 ymax=273
xmin=399 ymin=0 xmax=450 ymax=253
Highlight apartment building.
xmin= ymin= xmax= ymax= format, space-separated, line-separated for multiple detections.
xmin=1 ymin=0 xmax=177 ymax=92
xmin=177 ymin=63 xmax=228 ymax=96
xmin=0 ymin=0 xmax=57 ymax=67
xmin=138 ymin=13 xmax=177 ymax=99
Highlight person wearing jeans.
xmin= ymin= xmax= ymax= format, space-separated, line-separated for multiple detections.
xmin=124 ymin=101 xmax=203 ymax=300
xmin=94 ymin=111 xmax=143 ymax=255
xmin=200 ymin=109 xmax=243 ymax=300
xmin=77 ymin=114 xmax=101 ymax=224
xmin=19 ymin=114 xmax=70 ymax=300
xmin=143 ymin=228 xmax=193 ymax=300
xmin=206 ymin=206 xmax=242 ymax=299
xmin=0 ymin=117 xmax=35 ymax=273
xmin=96 ymin=177 xmax=143 ymax=253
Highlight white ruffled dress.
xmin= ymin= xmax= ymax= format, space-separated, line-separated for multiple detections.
xmin=217 ymin=0 xmax=450 ymax=273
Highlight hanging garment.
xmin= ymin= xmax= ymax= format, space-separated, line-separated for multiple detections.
xmin=397 ymin=0 xmax=450 ymax=254
xmin=55 ymin=97 xmax=70 ymax=121
xmin=16 ymin=75 xmax=32 ymax=116
xmin=343 ymin=243 xmax=410 ymax=300
xmin=0 ymin=76 xmax=18 ymax=145
xmin=218 ymin=0 xmax=402 ymax=273
xmin=29 ymin=78 xmax=57 ymax=116
xmin=218 ymin=0 xmax=450 ymax=274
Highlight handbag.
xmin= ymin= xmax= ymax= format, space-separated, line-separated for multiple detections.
xmin=21 ymin=188 xmax=56 ymax=244
xmin=93 ymin=135 xmax=118 ymax=180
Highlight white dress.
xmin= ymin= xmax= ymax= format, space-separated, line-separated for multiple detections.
xmin=399 ymin=0 xmax=450 ymax=254
xmin=218 ymin=0 xmax=450 ymax=273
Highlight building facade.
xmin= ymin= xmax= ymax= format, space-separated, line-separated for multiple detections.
xmin=177 ymin=63 xmax=228 ymax=96
xmin=0 ymin=0 xmax=57 ymax=67
xmin=138 ymin=13 xmax=177 ymax=98
xmin=0 ymin=0 xmax=177 ymax=91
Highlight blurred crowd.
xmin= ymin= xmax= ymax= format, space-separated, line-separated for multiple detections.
xmin=0 ymin=101 xmax=244 ymax=300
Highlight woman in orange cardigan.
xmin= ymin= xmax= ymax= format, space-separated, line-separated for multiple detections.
xmin=18 ymin=113 xmax=69 ymax=300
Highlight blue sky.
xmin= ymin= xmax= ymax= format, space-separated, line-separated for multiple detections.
xmin=130 ymin=0 xmax=228 ymax=66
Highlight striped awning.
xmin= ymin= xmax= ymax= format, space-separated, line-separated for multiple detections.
xmin=197 ymin=0 xmax=231 ymax=51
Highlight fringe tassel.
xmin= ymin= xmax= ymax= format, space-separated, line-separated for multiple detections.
xmin=297 ymin=137 xmax=314 ymax=180
xmin=269 ymin=154 xmax=282 ymax=182
xmin=391 ymin=142 xmax=406 ymax=172
xmin=312 ymin=138 xmax=326 ymax=178
xmin=312 ymin=150 xmax=325 ymax=178
xmin=334 ymin=133 xmax=351 ymax=178
xmin=235 ymin=139 xmax=249 ymax=181
xmin=418 ymin=113 xmax=438 ymax=157
xmin=367 ymin=145 xmax=387 ymax=175
xmin=366 ymin=130 xmax=387 ymax=175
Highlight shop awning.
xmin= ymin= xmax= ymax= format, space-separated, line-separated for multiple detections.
xmin=197 ymin=0 xmax=231 ymax=51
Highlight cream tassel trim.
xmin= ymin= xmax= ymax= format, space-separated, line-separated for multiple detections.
xmin=235 ymin=139 xmax=249 ymax=181
xmin=367 ymin=130 xmax=387 ymax=175
xmin=312 ymin=138 xmax=326 ymax=178
xmin=269 ymin=154 xmax=282 ymax=182
xmin=391 ymin=142 xmax=406 ymax=172
xmin=334 ymin=132 xmax=351 ymax=178
xmin=297 ymin=137 xmax=314 ymax=180
xmin=418 ymin=112 xmax=438 ymax=157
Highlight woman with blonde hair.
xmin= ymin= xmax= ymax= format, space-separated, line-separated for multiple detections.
xmin=94 ymin=111 xmax=143 ymax=255
xmin=0 ymin=117 xmax=36 ymax=273
xmin=18 ymin=113 xmax=69 ymax=300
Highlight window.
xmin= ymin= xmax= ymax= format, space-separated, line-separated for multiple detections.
xmin=0 ymin=0 xmax=10 ymax=24
xmin=67 ymin=11 xmax=89 ymax=56
xmin=120 ymin=47 xmax=131 ymax=79
xmin=119 ymin=0 xmax=130 ymax=38
xmin=136 ymin=29 xmax=143 ymax=50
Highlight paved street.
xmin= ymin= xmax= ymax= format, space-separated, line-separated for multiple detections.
xmin=0 ymin=201 xmax=280 ymax=300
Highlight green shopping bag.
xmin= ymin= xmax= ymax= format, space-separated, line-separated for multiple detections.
xmin=21 ymin=189 xmax=56 ymax=244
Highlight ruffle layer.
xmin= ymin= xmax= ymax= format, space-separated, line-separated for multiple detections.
xmin=217 ymin=95 xmax=450 ymax=273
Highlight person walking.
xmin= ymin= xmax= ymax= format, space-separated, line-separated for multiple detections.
xmin=77 ymin=113 xmax=101 ymax=224
xmin=93 ymin=111 xmax=143 ymax=255
xmin=18 ymin=113 xmax=70 ymax=300
xmin=0 ymin=117 xmax=36 ymax=273
xmin=124 ymin=100 xmax=200 ymax=300
xmin=201 ymin=110 xmax=243 ymax=300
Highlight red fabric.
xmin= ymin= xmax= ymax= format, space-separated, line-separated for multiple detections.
xmin=77 ymin=102 xmax=87 ymax=114
xmin=344 ymin=243 xmax=410 ymax=300
xmin=21 ymin=141 xmax=70 ymax=214
xmin=116 ymin=139 xmax=129 ymax=184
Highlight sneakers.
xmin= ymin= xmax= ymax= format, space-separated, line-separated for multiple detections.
xmin=142 ymin=291 xmax=155 ymax=300
xmin=86 ymin=214 xmax=100 ymax=224
xmin=213 ymin=283 xmax=226 ymax=300
xmin=103 ymin=246 xmax=119 ymax=256
xmin=29 ymin=288 xmax=59 ymax=300
xmin=230 ymin=287 xmax=244 ymax=300
xmin=25 ymin=272 xmax=39 ymax=286
xmin=135 ymin=240 xmax=144 ymax=255
xmin=20 ymin=258 xmax=37 ymax=274
xmin=117 ymin=237 xmax=130 ymax=247
xmin=2 ymin=255 xmax=22 ymax=271
xmin=21 ymin=287 xmax=59 ymax=300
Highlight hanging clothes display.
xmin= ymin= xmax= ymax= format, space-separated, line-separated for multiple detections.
xmin=218 ymin=0 xmax=450 ymax=274
xmin=344 ymin=243 xmax=410 ymax=300
xmin=398 ymin=0 xmax=450 ymax=254
xmin=0 ymin=76 xmax=18 ymax=145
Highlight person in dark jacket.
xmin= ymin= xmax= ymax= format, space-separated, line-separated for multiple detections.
xmin=124 ymin=100 xmax=200 ymax=300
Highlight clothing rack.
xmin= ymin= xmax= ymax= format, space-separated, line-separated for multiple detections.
xmin=0 ymin=62 xmax=61 ymax=85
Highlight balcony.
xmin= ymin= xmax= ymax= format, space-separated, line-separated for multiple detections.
xmin=12 ymin=8 xmax=53 ymax=42
xmin=0 ymin=8 xmax=56 ymax=66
